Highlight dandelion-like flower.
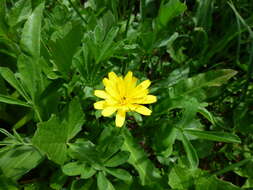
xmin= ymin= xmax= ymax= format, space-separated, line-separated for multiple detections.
xmin=94 ymin=71 xmax=157 ymax=127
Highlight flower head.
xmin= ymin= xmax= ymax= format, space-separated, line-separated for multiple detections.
xmin=94 ymin=71 xmax=157 ymax=127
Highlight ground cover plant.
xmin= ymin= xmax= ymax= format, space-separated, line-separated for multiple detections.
xmin=0 ymin=0 xmax=253 ymax=189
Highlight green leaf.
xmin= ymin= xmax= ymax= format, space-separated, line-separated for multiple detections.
xmin=195 ymin=176 xmax=241 ymax=190
xmin=32 ymin=115 xmax=68 ymax=165
xmin=0 ymin=94 xmax=31 ymax=107
xmin=62 ymin=161 xmax=96 ymax=179
xmin=97 ymin=172 xmax=115 ymax=190
xmin=0 ymin=67 xmax=30 ymax=100
xmin=68 ymin=140 xmax=102 ymax=167
xmin=170 ymin=69 xmax=237 ymax=99
xmin=153 ymin=121 xmax=177 ymax=157
xmin=105 ymin=168 xmax=132 ymax=182
xmin=195 ymin=0 xmax=214 ymax=31
xmin=6 ymin=0 xmax=32 ymax=27
xmin=49 ymin=22 xmax=83 ymax=76
xmin=184 ymin=129 xmax=241 ymax=143
xmin=121 ymin=128 xmax=161 ymax=186
xmin=61 ymin=98 xmax=85 ymax=140
xmin=168 ymin=165 xmax=202 ymax=189
xmin=32 ymin=98 xmax=84 ymax=165
xmin=0 ymin=145 xmax=44 ymax=180
xmin=62 ymin=162 xmax=84 ymax=176
xmin=96 ymin=26 xmax=119 ymax=63
xmin=156 ymin=0 xmax=187 ymax=30
xmin=97 ymin=127 xmax=124 ymax=161
xmin=104 ymin=151 xmax=130 ymax=167
xmin=20 ymin=3 xmax=44 ymax=58
xmin=180 ymin=132 xmax=199 ymax=168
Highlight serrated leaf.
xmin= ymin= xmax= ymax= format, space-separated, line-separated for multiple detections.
xmin=121 ymin=128 xmax=161 ymax=185
xmin=32 ymin=98 xmax=84 ymax=165
xmin=61 ymin=98 xmax=85 ymax=140
xmin=184 ymin=129 xmax=241 ymax=143
xmin=32 ymin=115 xmax=68 ymax=165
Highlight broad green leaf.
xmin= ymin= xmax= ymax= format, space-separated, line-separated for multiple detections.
xmin=17 ymin=49 xmax=45 ymax=102
xmin=153 ymin=121 xmax=177 ymax=157
xmin=121 ymin=128 xmax=161 ymax=185
xmin=156 ymin=0 xmax=187 ymax=30
xmin=97 ymin=172 xmax=115 ymax=190
xmin=32 ymin=115 xmax=68 ymax=165
xmin=0 ymin=145 xmax=44 ymax=180
xmin=105 ymin=168 xmax=132 ymax=182
xmin=6 ymin=0 xmax=32 ymax=27
xmin=49 ymin=22 xmax=83 ymax=76
xmin=184 ymin=129 xmax=241 ymax=143
xmin=0 ymin=67 xmax=30 ymax=100
xmin=80 ymin=164 xmax=97 ymax=179
xmin=104 ymin=151 xmax=130 ymax=167
xmin=18 ymin=2 xmax=46 ymax=101
xmin=180 ymin=132 xmax=199 ymax=168
xmin=97 ymin=127 xmax=124 ymax=161
xmin=32 ymin=98 xmax=84 ymax=164
xmin=68 ymin=140 xmax=103 ymax=167
xmin=61 ymin=98 xmax=85 ymax=140
xmin=0 ymin=94 xmax=31 ymax=107
xmin=170 ymin=69 xmax=237 ymax=99
xmin=62 ymin=162 xmax=84 ymax=176
xmin=20 ymin=3 xmax=44 ymax=58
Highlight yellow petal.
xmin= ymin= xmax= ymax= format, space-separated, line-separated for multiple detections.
xmin=133 ymin=105 xmax=152 ymax=115
xmin=94 ymin=90 xmax=108 ymax=99
xmin=108 ymin=72 xmax=118 ymax=82
xmin=138 ymin=80 xmax=151 ymax=89
xmin=103 ymin=78 xmax=109 ymax=86
xmin=117 ymin=77 xmax=126 ymax=97
xmin=124 ymin=71 xmax=133 ymax=83
xmin=102 ymin=107 xmax=117 ymax=117
xmin=115 ymin=109 xmax=126 ymax=127
xmin=141 ymin=95 xmax=157 ymax=104
xmin=129 ymin=88 xmax=148 ymax=98
xmin=105 ymin=85 xmax=120 ymax=100
xmin=94 ymin=101 xmax=105 ymax=109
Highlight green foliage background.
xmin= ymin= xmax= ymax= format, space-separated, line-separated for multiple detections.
xmin=0 ymin=0 xmax=253 ymax=189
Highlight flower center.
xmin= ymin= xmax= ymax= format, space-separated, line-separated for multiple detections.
xmin=120 ymin=96 xmax=128 ymax=105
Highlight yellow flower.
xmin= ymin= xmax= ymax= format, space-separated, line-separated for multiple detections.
xmin=94 ymin=71 xmax=157 ymax=127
